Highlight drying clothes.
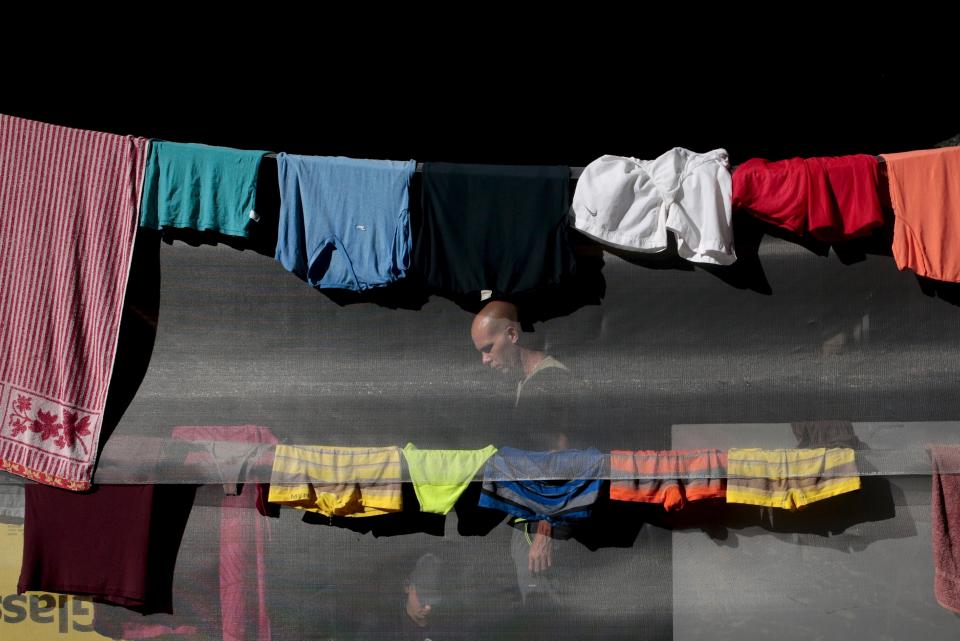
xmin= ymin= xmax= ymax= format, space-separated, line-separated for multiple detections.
xmin=275 ymin=155 xmax=416 ymax=290
xmin=171 ymin=425 xmax=278 ymax=489
xmin=171 ymin=426 xmax=277 ymax=641
xmin=479 ymin=447 xmax=605 ymax=525
xmin=415 ymin=163 xmax=575 ymax=297
xmin=732 ymin=155 xmax=884 ymax=242
xmin=269 ymin=445 xmax=402 ymax=517
xmin=726 ymin=447 xmax=860 ymax=510
xmin=571 ymin=149 xmax=735 ymax=265
xmin=805 ymin=155 xmax=885 ymax=241
xmin=610 ymin=449 xmax=726 ymax=511
xmin=1 ymin=525 xmax=108 ymax=636
xmin=930 ymin=445 xmax=960 ymax=613
xmin=18 ymin=484 xmax=197 ymax=613
xmin=882 ymin=146 xmax=960 ymax=282
xmin=140 ymin=141 xmax=269 ymax=237
xmin=791 ymin=420 xmax=863 ymax=449
xmin=0 ymin=114 xmax=148 ymax=490
xmin=731 ymin=157 xmax=808 ymax=234
xmin=402 ymin=443 xmax=497 ymax=514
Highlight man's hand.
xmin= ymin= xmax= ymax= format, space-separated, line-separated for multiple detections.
xmin=528 ymin=520 xmax=553 ymax=573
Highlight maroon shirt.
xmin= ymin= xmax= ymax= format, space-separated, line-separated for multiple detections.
xmin=18 ymin=483 xmax=196 ymax=613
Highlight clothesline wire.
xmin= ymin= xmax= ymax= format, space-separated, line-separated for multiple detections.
xmin=260 ymin=156 xmax=888 ymax=180
xmin=260 ymin=154 xmax=585 ymax=178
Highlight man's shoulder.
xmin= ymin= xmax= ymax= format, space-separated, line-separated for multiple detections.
xmin=521 ymin=357 xmax=574 ymax=395
xmin=527 ymin=365 xmax=572 ymax=385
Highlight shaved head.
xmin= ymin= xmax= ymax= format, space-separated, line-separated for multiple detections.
xmin=471 ymin=301 xmax=518 ymax=336
xmin=470 ymin=301 xmax=523 ymax=377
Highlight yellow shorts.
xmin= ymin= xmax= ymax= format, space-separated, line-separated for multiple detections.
xmin=726 ymin=447 xmax=860 ymax=510
xmin=268 ymin=444 xmax=403 ymax=517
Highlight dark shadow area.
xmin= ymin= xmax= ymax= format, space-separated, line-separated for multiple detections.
xmin=455 ymin=481 xmax=507 ymax=536
xmin=585 ymin=216 xmax=780 ymax=296
xmin=916 ymin=277 xmax=960 ymax=307
xmin=572 ymin=489 xmax=650 ymax=551
xmin=137 ymin=485 xmax=201 ymax=615
xmin=600 ymin=232 xmax=697 ymax=272
xmin=512 ymin=241 xmax=607 ymax=325
xmin=434 ymin=255 xmax=607 ymax=323
xmin=830 ymin=225 xmax=895 ymax=266
xmin=668 ymin=423 xmax=913 ymax=552
xmin=700 ymin=213 xmax=773 ymax=294
xmin=97 ymin=230 xmax=162 ymax=458
xmin=666 ymin=475 xmax=911 ymax=554
xmin=318 ymin=277 xmax=432 ymax=312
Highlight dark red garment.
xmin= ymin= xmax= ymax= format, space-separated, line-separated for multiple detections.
xmin=930 ymin=445 xmax=960 ymax=614
xmin=733 ymin=155 xmax=884 ymax=241
xmin=18 ymin=484 xmax=196 ymax=614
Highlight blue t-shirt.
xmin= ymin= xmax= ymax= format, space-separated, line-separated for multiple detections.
xmin=275 ymin=154 xmax=416 ymax=291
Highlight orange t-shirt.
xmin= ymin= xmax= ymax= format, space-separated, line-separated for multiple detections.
xmin=882 ymin=147 xmax=960 ymax=282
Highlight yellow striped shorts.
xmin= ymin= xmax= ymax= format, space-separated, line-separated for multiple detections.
xmin=726 ymin=447 xmax=860 ymax=510
xmin=268 ymin=444 xmax=403 ymax=517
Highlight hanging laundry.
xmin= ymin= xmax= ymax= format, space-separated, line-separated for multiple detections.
xmin=0 ymin=114 xmax=148 ymax=490
xmin=401 ymin=443 xmax=497 ymax=514
xmin=731 ymin=157 xmax=808 ymax=234
xmin=18 ymin=483 xmax=197 ymax=613
xmin=139 ymin=141 xmax=269 ymax=237
xmin=275 ymin=155 xmax=416 ymax=290
xmin=268 ymin=445 xmax=402 ymax=517
xmin=881 ymin=146 xmax=960 ymax=282
xmin=791 ymin=420 xmax=863 ymax=449
xmin=415 ymin=163 xmax=575 ymax=298
xmin=2 ymin=524 xmax=110 ymax=638
xmin=929 ymin=445 xmax=960 ymax=613
xmin=479 ymin=447 xmax=605 ymax=525
xmin=571 ymin=149 xmax=735 ymax=265
xmin=726 ymin=447 xmax=860 ymax=510
xmin=732 ymin=155 xmax=884 ymax=242
xmin=172 ymin=426 xmax=277 ymax=641
xmin=610 ymin=449 xmax=726 ymax=511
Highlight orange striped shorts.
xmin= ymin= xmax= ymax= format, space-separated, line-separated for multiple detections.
xmin=610 ymin=449 xmax=726 ymax=511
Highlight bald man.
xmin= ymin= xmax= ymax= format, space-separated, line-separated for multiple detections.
xmin=470 ymin=301 xmax=570 ymax=411
xmin=471 ymin=301 xmax=584 ymax=620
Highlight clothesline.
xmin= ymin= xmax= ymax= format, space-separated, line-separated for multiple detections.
xmin=258 ymin=156 xmax=890 ymax=179
xmin=0 ymin=437 xmax=946 ymax=485
xmin=261 ymin=154 xmax=587 ymax=178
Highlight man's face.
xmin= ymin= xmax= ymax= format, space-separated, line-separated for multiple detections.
xmin=404 ymin=585 xmax=433 ymax=627
xmin=471 ymin=318 xmax=520 ymax=375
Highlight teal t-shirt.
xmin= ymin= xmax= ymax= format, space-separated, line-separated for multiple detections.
xmin=140 ymin=141 xmax=269 ymax=237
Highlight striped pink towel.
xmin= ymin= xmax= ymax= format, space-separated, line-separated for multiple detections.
xmin=930 ymin=445 xmax=960 ymax=613
xmin=0 ymin=114 xmax=147 ymax=490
